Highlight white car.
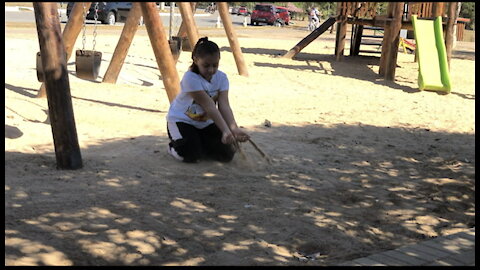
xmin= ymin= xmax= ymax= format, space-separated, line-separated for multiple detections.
xmin=230 ymin=6 xmax=239 ymax=14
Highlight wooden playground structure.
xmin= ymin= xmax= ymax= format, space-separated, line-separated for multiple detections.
xmin=283 ymin=2 xmax=459 ymax=81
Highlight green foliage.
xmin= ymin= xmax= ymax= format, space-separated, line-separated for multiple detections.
xmin=459 ymin=2 xmax=475 ymax=30
xmin=375 ymin=2 xmax=389 ymax=15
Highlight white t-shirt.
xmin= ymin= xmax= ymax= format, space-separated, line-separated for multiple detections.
xmin=167 ymin=70 xmax=229 ymax=129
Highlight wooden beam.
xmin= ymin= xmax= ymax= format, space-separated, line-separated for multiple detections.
xmin=444 ymin=2 xmax=458 ymax=70
xmin=63 ymin=3 xmax=92 ymax=62
xmin=176 ymin=2 xmax=197 ymax=38
xmin=178 ymin=2 xmax=200 ymax=51
xmin=383 ymin=2 xmax=404 ymax=81
xmin=346 ymin=17 xmax=418 ymax=31
xmin=102 ymin=2 xmax=142 ymax=83
xmin=432 ymin=2 xmax=445 ymax=17
xmin=140 ymin=2 xmax=180 ymax=103
xmin=37 ymin=2 xmax=92 ymax=98
xmin=217 ymin=2 xmax=249 ymax=77
xmin=283 ymin=17 xmax=337 ymax=59
xmin=350 ymin=24 xmax=363 ymax=56
xmin=335 ymin=18 xmax=347 ymax=61
xmin=33 ymin=2 xmax=83 ymax=169
xmin=379 ymin=3 xmax=395 ymax=76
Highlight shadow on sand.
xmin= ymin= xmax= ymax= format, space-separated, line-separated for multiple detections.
xmin=5 ymin=122 xmax=475 ymax=266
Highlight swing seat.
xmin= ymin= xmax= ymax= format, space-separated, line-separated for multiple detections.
xmin=36 ymin=51 xmax=67 ymax=82
xmin=75 ymin=49 xmax=102 ymax=80
xmin=36 ymin=52 xmax=45 ymax=82
xmin=181 ymin=36 xmax=192 ymax=52
xmin=169 ymin=36 xmax=182 ymax=60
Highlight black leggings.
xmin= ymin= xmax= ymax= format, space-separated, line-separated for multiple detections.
xmin=167 ymin=122 xmax=236 ymax=163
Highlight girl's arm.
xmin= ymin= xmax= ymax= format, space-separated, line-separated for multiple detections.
xmin=189 ymin=90 xmax=236 ymax=144
xmin=217 ymin=90 xmax=250 ymax=142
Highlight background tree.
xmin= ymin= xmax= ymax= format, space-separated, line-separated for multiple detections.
xmin=459 ymin=2 xmax=475 ymax=30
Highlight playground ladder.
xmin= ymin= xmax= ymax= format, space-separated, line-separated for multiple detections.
xmin=360 ymin=26 xmax=384 ymax=54
xmin=351 ymin=25 xmax=384 ymax=56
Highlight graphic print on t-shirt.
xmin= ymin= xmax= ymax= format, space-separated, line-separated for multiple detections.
xmin=184 ymin=89 xmax=219 ymax=122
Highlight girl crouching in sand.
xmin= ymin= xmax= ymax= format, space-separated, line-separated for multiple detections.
xmin=166 ymin=37 xmax=249 ymax=163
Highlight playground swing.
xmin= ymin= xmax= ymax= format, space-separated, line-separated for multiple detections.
xmin=167 ymin=2 xmax=182 ymax=61
xmin=36 ymin=52 xmax=47 ymax=82
xmin=75 ymin=2 xmax=102 ymax=80
xmin=36 ymin=37 xmax=66 ymax=82
xmin=36 ymin=48 xmax=68 ymax=82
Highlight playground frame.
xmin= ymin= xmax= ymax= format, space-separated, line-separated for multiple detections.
xmin=33 ymin=2 xmax=248 ymax=169
xmin=284 ymin=2 xmax=459 ymax=82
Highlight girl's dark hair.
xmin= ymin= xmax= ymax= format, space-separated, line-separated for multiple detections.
xmin=189 ymin=37 xmax=220 ymax=74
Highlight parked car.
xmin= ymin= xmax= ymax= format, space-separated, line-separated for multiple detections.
xmin=66 ymin=2 xmax=132 ymax=25
xmin=237 ymin=6 xmax=249 ymax=16
xmin=230 ymin=6 xmax=239 ymax=14
xmin=275 ymin=6 xmax=291 ymax=25
xmin=250 ymin=3 xmax=290 ymax=26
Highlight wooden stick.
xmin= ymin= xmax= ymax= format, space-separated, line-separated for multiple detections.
xmin=248 ymin=138 xmax=271 ymax=164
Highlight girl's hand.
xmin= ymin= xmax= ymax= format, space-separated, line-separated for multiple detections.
xmin=221 ymin=131 xmax=236 ymax=145
xmin=232 ymin=127 xmax=250 ymax=142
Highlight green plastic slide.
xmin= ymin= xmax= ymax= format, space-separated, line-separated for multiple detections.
xmin=411 ymin=15 xmax=451 ymax=93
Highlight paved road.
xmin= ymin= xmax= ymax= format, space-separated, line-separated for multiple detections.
xmin=4 ymin=6 xmax=250 ymax=28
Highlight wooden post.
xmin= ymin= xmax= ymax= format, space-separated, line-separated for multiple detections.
xmin=33 ymin=2 xmax=83 ymax=169
xmin=383 ymin=2 xmax=404 ymax=81
xmin=351 ymin=24 xmax=363 ymax=56
xmin=432 ymin=2 xmax=445 ymax=17
xmin=334 ymin=1 xmax=347 ymax=61
xmin=102 ymin=2 xmax=142 ymax=83
xmin=140 ymin=2 xmax=180 ymax=103
xmin=37 ymin=2 xmax=91 ymax=98
xmin=178 ymin=2 xmax=200 ymax=51
xmin=176 ymin=2 xmax=197 ymax=38
xmin=335 ymin=18 xmax=347 ymax=61
xmin=444 ymin=2 xmax=458 ymax=70
xmin=63 ymin=2 xmax=92 ymax=62
xmin=379 ymin=3 xmax=395 ymax=76
xmin=217 ymin=2 xmax=249 ymax=76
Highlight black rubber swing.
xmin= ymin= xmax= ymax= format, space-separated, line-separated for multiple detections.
xmin=75 ymin=49 xmax=102 ymax=80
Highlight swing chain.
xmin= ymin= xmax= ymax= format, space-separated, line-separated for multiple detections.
xmin=93 ymin=2 xmax=99 ymax=51
xmin=81 ymin=2 xmax=87 ymax=51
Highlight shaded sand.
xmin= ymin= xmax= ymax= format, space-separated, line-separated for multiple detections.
xmin=5 ymin=23 xmax=475 ymax=266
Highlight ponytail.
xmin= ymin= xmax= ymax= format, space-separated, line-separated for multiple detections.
xmin=189 ymin=37 xmax=220 ymax=74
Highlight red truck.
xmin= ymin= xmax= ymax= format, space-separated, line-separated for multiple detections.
xmin=250 ymin=3 xmax=291 ymax=26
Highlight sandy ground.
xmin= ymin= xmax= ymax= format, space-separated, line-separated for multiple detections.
xmin=5 ymin=22 xmax=475 ymax=266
